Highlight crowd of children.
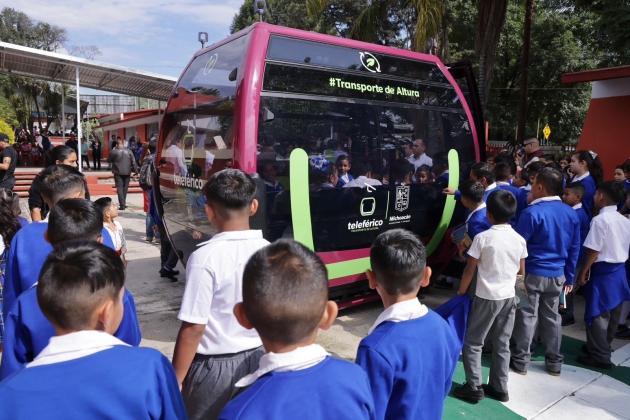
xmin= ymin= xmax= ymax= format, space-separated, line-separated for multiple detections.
xmin=2 ymin=137 xmax=630 ymax=419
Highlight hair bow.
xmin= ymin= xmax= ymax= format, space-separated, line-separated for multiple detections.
xmin=588 ymin=150 xmax=597 ymax=159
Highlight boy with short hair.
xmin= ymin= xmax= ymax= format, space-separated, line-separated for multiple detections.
xmin=511 ymin=168 xmax=580 ymax=376
xmin=95 ymin=197 xmax=128 ymax=267
xmin=220 ymin=239 xmax=375 ymax=420
xmin=495 ymin=162 xmax=528 ymax=226
xmin=576 ymin=182 xmax=630 ymax=369
xmin=454 ymin=190 xmax=527 ymax=403
xmin=444 ymin=161 xmax=497 ymax=202
xmin=435 ymin=180 xmax=490 ymax=290
xmin=172 ymin=169 xmax=270 ymax=420
xmin=1 ymin=199 xmax=141 ymax=379
xmin=0 ymin=240 xmax=186 ymax=420
xmin=355 ymin=229 xmax=458 ymax=419
xmin=3 ymin=164 xmax=115 ymax=313
xmin=559 ymin=182 xmax=590 ymax=326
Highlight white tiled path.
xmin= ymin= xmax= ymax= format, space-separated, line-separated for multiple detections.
xmin=501 ymin=343 xmax=630 ymax=419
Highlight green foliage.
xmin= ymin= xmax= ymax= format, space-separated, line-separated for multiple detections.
xmin=0 ymin=7 xmax=67 ymax=51
xmin=231 ymin=0 xmax=366 ymax=36
xmin=0 ymin=119 xmax=15 ymax=144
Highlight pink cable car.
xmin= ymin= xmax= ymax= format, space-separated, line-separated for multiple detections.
xmin=156 ymin=22 xmax=484 ymax=308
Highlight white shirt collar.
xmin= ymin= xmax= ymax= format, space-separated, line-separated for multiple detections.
xmin=496 ymin=181 xmax=510 ymax=186
xmin=369 ymin=298 xmax=428 ymax=334
xmin=264 ymin=180 xmax=280 ymax=188
xmin=235 ymin=344 xmax=329 ymax=388
xmin=28 ymin=330 xmax=129 ymax=368
xmin=485 ymin=182 xmax=497 ymax=192
xmin=40 ymin=213 xmax=50 ymax=223
xmin=466 ymin=202 xmax=487 ymax=223
xmin=600 ymin=205 xmax=617 ymax=214
xmin=572 ymin=171 xmax=591 ymax=182
xmin=572 ymin=203 xmax=583 ymax=210
xmin=530 ymin=196 xmax=562 ymax=206
xmin=197 ymin=230 xmax=263 ymax=247
xmin=524 ymin=184 xmax=532 ymax=191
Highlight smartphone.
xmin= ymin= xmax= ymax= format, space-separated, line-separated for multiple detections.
xmin=517 ymin=148 xmax=525 ymax=157
xmin=559 ymin=288 xmax=567 ymax=308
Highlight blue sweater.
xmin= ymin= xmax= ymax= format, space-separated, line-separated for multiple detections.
xmin=355 ymin=311 xmax=460 ymax=420
xmin=516 ymin=200 xmax=580 ymax=285
xmin=219 ymin=357 xmax=375 ymax=420
xmin=575 ymin=206 xmax=590 ymax=263
xmin=573 ymin=175 xmax=596 ymax=218
xmin=0 ymin=346 xmax=186 ymax=420
xmin=4 ymin=223 xmax=115 ymax=314
xmin=1 ymin=286 xmax=141 ymax=380
xmin=497 ymin=184 xmax=528 ymax=227
xmin=467 ymin=207 xmax=491 ymax=240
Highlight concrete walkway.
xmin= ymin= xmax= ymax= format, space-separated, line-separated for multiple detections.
xmin=25 ymin=192 xmax=630 ymax=419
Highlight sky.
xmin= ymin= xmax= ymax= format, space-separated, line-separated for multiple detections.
xmin=3 ymin=0 xmax=245 ymax=93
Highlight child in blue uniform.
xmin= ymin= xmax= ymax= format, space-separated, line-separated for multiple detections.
xmin=3 ymin=164 xmax=116 ymax=313
xmin=511 ymin=168 xmax=580 ymax=376
xmin=454 ymin=190 xmax=527 ymax=403
xmin=259 ymin=162 xmax=284 ymax=192
xmin=435 ymin=180 xmax=491 ymax=290
xmin=0 ymin=240 xmax=186 ymax=420
xmin=444 ymin=162 xmax=497 ymax=203
xmin=356 ymin=229 xmax=459 ymax=420
xmin=495 ymin=162 xmax=527 ymax=226
xmin=569 ymin=150 xmax=604 ymax=218
xmin=1 ymin=199 xmax=141 ymax=379
xmin=220 ymin=240 xmax=375 ymax=420
xmin=336 ymin=155 xmax=354 ymax=187
xmin=559 ymin=182 xmax=590 ymax=326
xmin=576 ymin=182 xmax=630 ymax=369
xmin=173 ymin=170 xmax=269 ymax=420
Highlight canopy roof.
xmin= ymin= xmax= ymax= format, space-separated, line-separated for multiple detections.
xmin=0 ymin=41 xmax=178 ymax=101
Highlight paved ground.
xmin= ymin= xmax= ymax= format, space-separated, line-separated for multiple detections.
xmin=16 ymin=192 xmax=630 ymax=419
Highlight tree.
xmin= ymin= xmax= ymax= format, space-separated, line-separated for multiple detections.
xmin=0 ymin=7 xmax=67 ymax=51
xmin=231 ymin=0 xmax=367 ymax=36
xmin=69 ymin=45 xmax=102 ymax=60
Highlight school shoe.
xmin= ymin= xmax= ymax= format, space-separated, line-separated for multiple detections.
xmin=561 ymin=317 xmax=575 ymax=327
xmin=159 ymin=267 xmax=178 ymax=282
xmin=509 ymin=360 xmax=527 ymax=376
xmin=453 ymin=383 xmax=484 ymax=402
xmin=434 ymin=278 xmax=454 ymax=290
xmin=145 ymin=237 xmax=154 ymax=243
xmin=546 ymin=367 xmax=561 ymax=377
xmin=153 ymin=238 xmax=161 ymax=245
xmin=581 ymin=344 xmax=590 ymax=355
xmin=577 ymin=355 xmax=612 ymax=370
xmin=615 ymin=328 xmax=630 ymax=340
xmin=119 ymin=206 xmax=126 ymax=210
xmin=481 ymin=385 xmax=509 ymax=402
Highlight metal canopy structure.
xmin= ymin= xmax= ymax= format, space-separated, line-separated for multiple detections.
xmin=0 ymin=41 xmax=177 ymax=101
xmin=0 ymin=41 xmax=178 ymax=170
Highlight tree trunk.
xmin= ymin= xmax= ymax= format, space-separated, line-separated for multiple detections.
xmin=478 ymin=50 xmax=487 ymax=110
xmin=517 ymin=0 xmax=535 ymax=144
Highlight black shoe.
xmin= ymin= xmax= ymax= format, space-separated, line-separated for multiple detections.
xmin=434 ymin=278 xmax=454 ymax=290
xmin=158 ymin=268 xmax=180 ymax=276
xmin=546 ymin=367 xmax=561 ymax=376
xmin=617 ymin=325 xmax=629 ymax=333
xmin=581 ymin=344 xmax=590 ymax=355
xmin=453 ymin=383 xmax=484 ymax=402
xmin=119 ymin=206 xmax=126 ymax=210
xmin=577 ymin=355 xmax=612 ymax=369
xmin=562 ymin=317 xmax=575 ymax=327
xmin=615 ymin=328 xmax=630 ymax=340
xmin=509 ymin=360 xmax=527 ymax=375
xmin=481 ymin=384 xmax=509 ymax=402
xmin=160 ymin=268 xmax=178 ymax=282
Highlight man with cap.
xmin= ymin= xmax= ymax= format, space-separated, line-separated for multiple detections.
xmin=0 ymin=133 xmax=17 ymax=190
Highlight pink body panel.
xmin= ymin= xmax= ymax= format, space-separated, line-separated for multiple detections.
xmin=162 ymin=23 xmax=480 ymax=295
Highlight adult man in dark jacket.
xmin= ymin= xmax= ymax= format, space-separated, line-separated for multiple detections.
xmin=0 ymin=133 xmax=17 ymax=190
xmin=92 ymin=136 xmax=102 ymax=170
xmin=107 ymin=139 xmax=139 ymax=210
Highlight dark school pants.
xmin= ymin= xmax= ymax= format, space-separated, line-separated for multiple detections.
xmin=511 ymin=274 xmax=564 ymax=373
xmin=157 ymin=224 xmax=180 ymax=269
xmin=560 ymin=264 xmax=583 ymax=322
xmin=463 ymin=296 xmax=516 ymax=393
xmin=182 ymin=346 xmax=265 ymax=420
xmin=93 ymin=151 xmax=101 ymax=170
xmin=586 ymin=304 xmax=623 ymax=365
xmin=114 ymin=174 xmax=130 ymax=208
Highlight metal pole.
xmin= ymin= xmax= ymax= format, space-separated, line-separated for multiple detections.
xmin=516 ymin=0 xmax=535 ymax=144
xmin=158 ymin=101 xmax=161 ymax=131
xmin=62 ymin=86 xmax=65 ymax=143
xmin=76 ymin=67 xmax=82 ymax=172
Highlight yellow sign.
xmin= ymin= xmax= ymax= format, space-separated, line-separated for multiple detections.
xmin=543 ymin=124 xmax=551 ymax=140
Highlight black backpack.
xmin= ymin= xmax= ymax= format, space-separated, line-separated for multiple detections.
xmin=139 ymin=154 xmax=156 ymax=191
